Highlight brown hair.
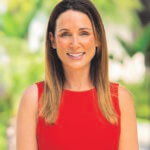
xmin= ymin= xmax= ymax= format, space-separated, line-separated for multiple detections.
xmin=39 ymin=0 xmax=118 ymax=125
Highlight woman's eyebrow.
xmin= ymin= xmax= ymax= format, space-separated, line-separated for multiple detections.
xmin=58 ymin=27 xmax=92 ymax=32
xmin=58 ymin=28 xmax=69 ymax=32
xmin=79 ymin=28 xmax=92 ymax=31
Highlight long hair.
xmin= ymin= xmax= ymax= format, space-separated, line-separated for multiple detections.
xmin=39 ymin=0 xmax=118 ymax=125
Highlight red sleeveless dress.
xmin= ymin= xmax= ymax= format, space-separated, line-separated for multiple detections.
xmin=36 ymin=81 xmax=120 ymax=150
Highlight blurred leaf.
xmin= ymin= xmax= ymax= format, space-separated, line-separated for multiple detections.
xmin=117 ymin=23 xmax=150 ymax=56
xmin=1 ymin=12 xmax=19 ymax=36
xmin=92 ymin=0 xmax=142 ymax=25
xmin=120 ymin=75 xmax=150 ymax=120
xmin=1 ymin=0 xmax=43 ymax=38
xmin=133 ymin=23 xmax=150 ymax=53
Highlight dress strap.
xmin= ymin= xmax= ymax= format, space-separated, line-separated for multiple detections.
xmin=36 ymin=81 xmax=44 ymax=110
xmin=110 ymin=82 xmax=118 ymax=97
xmin=110 ymin=82 xmax=120 ymax=116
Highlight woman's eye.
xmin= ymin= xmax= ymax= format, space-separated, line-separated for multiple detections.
xmin=60 ymin=32 xmax=71 ymax=37
xmin=80 ymin=32 xmax=89 ymax=36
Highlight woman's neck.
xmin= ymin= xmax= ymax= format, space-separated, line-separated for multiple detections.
xmin=63 ymin=65 xmax=94 ymax=91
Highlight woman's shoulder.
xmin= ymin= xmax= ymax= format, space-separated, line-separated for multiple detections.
xmin=118 ymin=84 xmax=135 ymax=115
xmin=117 ymin=86 xmax=138 ymax=149
xmin=110 ymin=82 xmax=135 ymax=112
xmin=18 ymin=81 xmax=44 ymax=115
xmin=110 ymin=82 xmax=133 ymax=103
xmin=23 ymin=83 xmax=38 ymax=97
xmin=16 ymin=83 xmax=41 ymax=149
xmin=19 ymin=83 xmax=39 ymax=114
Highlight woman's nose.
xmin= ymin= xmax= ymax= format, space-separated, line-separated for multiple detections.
xmin=70 ymin=35 xmax=80 ymax=49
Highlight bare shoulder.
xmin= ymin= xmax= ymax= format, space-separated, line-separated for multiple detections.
xmin=19 ymin=84 xmax=38 ymax=111
xmin=17 ymin=83 xmax=39 ymax=123
xmin=21 ymin=84 xmax=38 ymax=100
xmin=118 ymin=85 xmax=139 ymax=150
xmin=118 ymin=85 xmax=135 ymax=112
xmin=16 ymin=83 xmax=39 ymax=150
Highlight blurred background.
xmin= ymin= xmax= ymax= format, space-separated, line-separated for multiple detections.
xmin=0 ymin=0 xmax=150 ymax=149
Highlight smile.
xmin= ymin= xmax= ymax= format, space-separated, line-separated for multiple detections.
xmin=66 ymin=52 xmax=86 ymax=60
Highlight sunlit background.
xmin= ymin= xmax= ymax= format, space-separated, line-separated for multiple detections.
xmin=0 ymin=0 xmax=150 ymax=149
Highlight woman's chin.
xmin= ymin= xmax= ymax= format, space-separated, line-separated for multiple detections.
xmin=63 ymin=63 xmax=90 ymax=70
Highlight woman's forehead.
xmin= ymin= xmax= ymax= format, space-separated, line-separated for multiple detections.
xmin=55 ymin=10 xmax=93 ymax=32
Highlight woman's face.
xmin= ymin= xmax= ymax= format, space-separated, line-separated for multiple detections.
xmin=51 ymin=10 xmax=98 ymax=70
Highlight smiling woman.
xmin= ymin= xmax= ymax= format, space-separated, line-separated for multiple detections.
xmin=50 ymin=10 xmax=97 ymax=70
xmin=16 ymin=0 xmax=139 ymax=150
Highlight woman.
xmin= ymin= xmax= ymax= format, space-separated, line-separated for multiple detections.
xmin=16 ymin=0 xmax=139 ymax=149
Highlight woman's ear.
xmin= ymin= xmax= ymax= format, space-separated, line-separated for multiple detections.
xmin=95 ymin=36 xmax=100 ymax=48
xmin=96 ymin=43 xmax=99 ymax=48
xmin=96 ymin=41 xmax=100 ymax=48
xmin=49 ymin=32 xmax=56 ymax=49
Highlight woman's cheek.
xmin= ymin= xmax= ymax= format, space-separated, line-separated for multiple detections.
xmin=82 ymin=36 xmax=95 ymax=46
xmin=57 ymin=38 xmax=69 ymax=49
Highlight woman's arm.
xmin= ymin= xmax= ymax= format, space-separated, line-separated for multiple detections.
xmin=16 ymin=84 xmax=38 ymax=150
xmin=118 ymin=85 xmax=139 ymax=150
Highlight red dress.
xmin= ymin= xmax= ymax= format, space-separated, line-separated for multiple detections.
xmin=36 ymin=81 xmax=120 ymax=150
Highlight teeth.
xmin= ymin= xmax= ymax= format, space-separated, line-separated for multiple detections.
xmin=68 ymin=52 xmax=85 ymax=57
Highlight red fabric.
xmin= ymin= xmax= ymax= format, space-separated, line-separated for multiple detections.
xmin=36 ymin=81 xmax=120 ymax=150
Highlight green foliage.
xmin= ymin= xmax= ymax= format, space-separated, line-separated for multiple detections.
xmin=0 ymin=34 xmax=44 ymax=109
xmin=0 ymin=0 xmax=43 ymax=38
xmin=0 ymin=0 xmax=142 ymax=39
xmin=92 ymin=0 xmax=142 ymax=25
xmin=120 ymin=76 xmax=150 ymax=120
xmin=133 ymin=24 xmax=150 ymax=53
xmin=0 ymin=122 xmax=7 ymax=150
xmin=117 ymin=23 xmax=150 ymax=56
xmin=0 ymin=32 xmax=44 ymax=149
xmin=0 ymin=97 xmax=12 ymax=150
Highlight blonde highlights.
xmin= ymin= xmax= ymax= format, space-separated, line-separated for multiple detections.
xmin=39 ymin=0 xmax=118 ymax=125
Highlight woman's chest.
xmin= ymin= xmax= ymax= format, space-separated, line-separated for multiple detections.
xmin=37 ymin=94 xmax=120 ymax=150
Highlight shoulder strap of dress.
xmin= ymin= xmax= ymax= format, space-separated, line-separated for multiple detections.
xmin=36 ymin=81 xmax=44 ymax=109
xmin=110 ymin=82 xmax=120 ymax=116
xmin=110 ymin=82 xmax=118 ymax=97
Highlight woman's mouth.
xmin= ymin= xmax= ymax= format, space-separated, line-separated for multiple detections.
xmin=66 ymin=52 xmax=86 ymax=60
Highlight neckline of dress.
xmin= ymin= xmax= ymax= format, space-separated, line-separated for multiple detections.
xmin=63 ymin=87 xmax=96 ymax=94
